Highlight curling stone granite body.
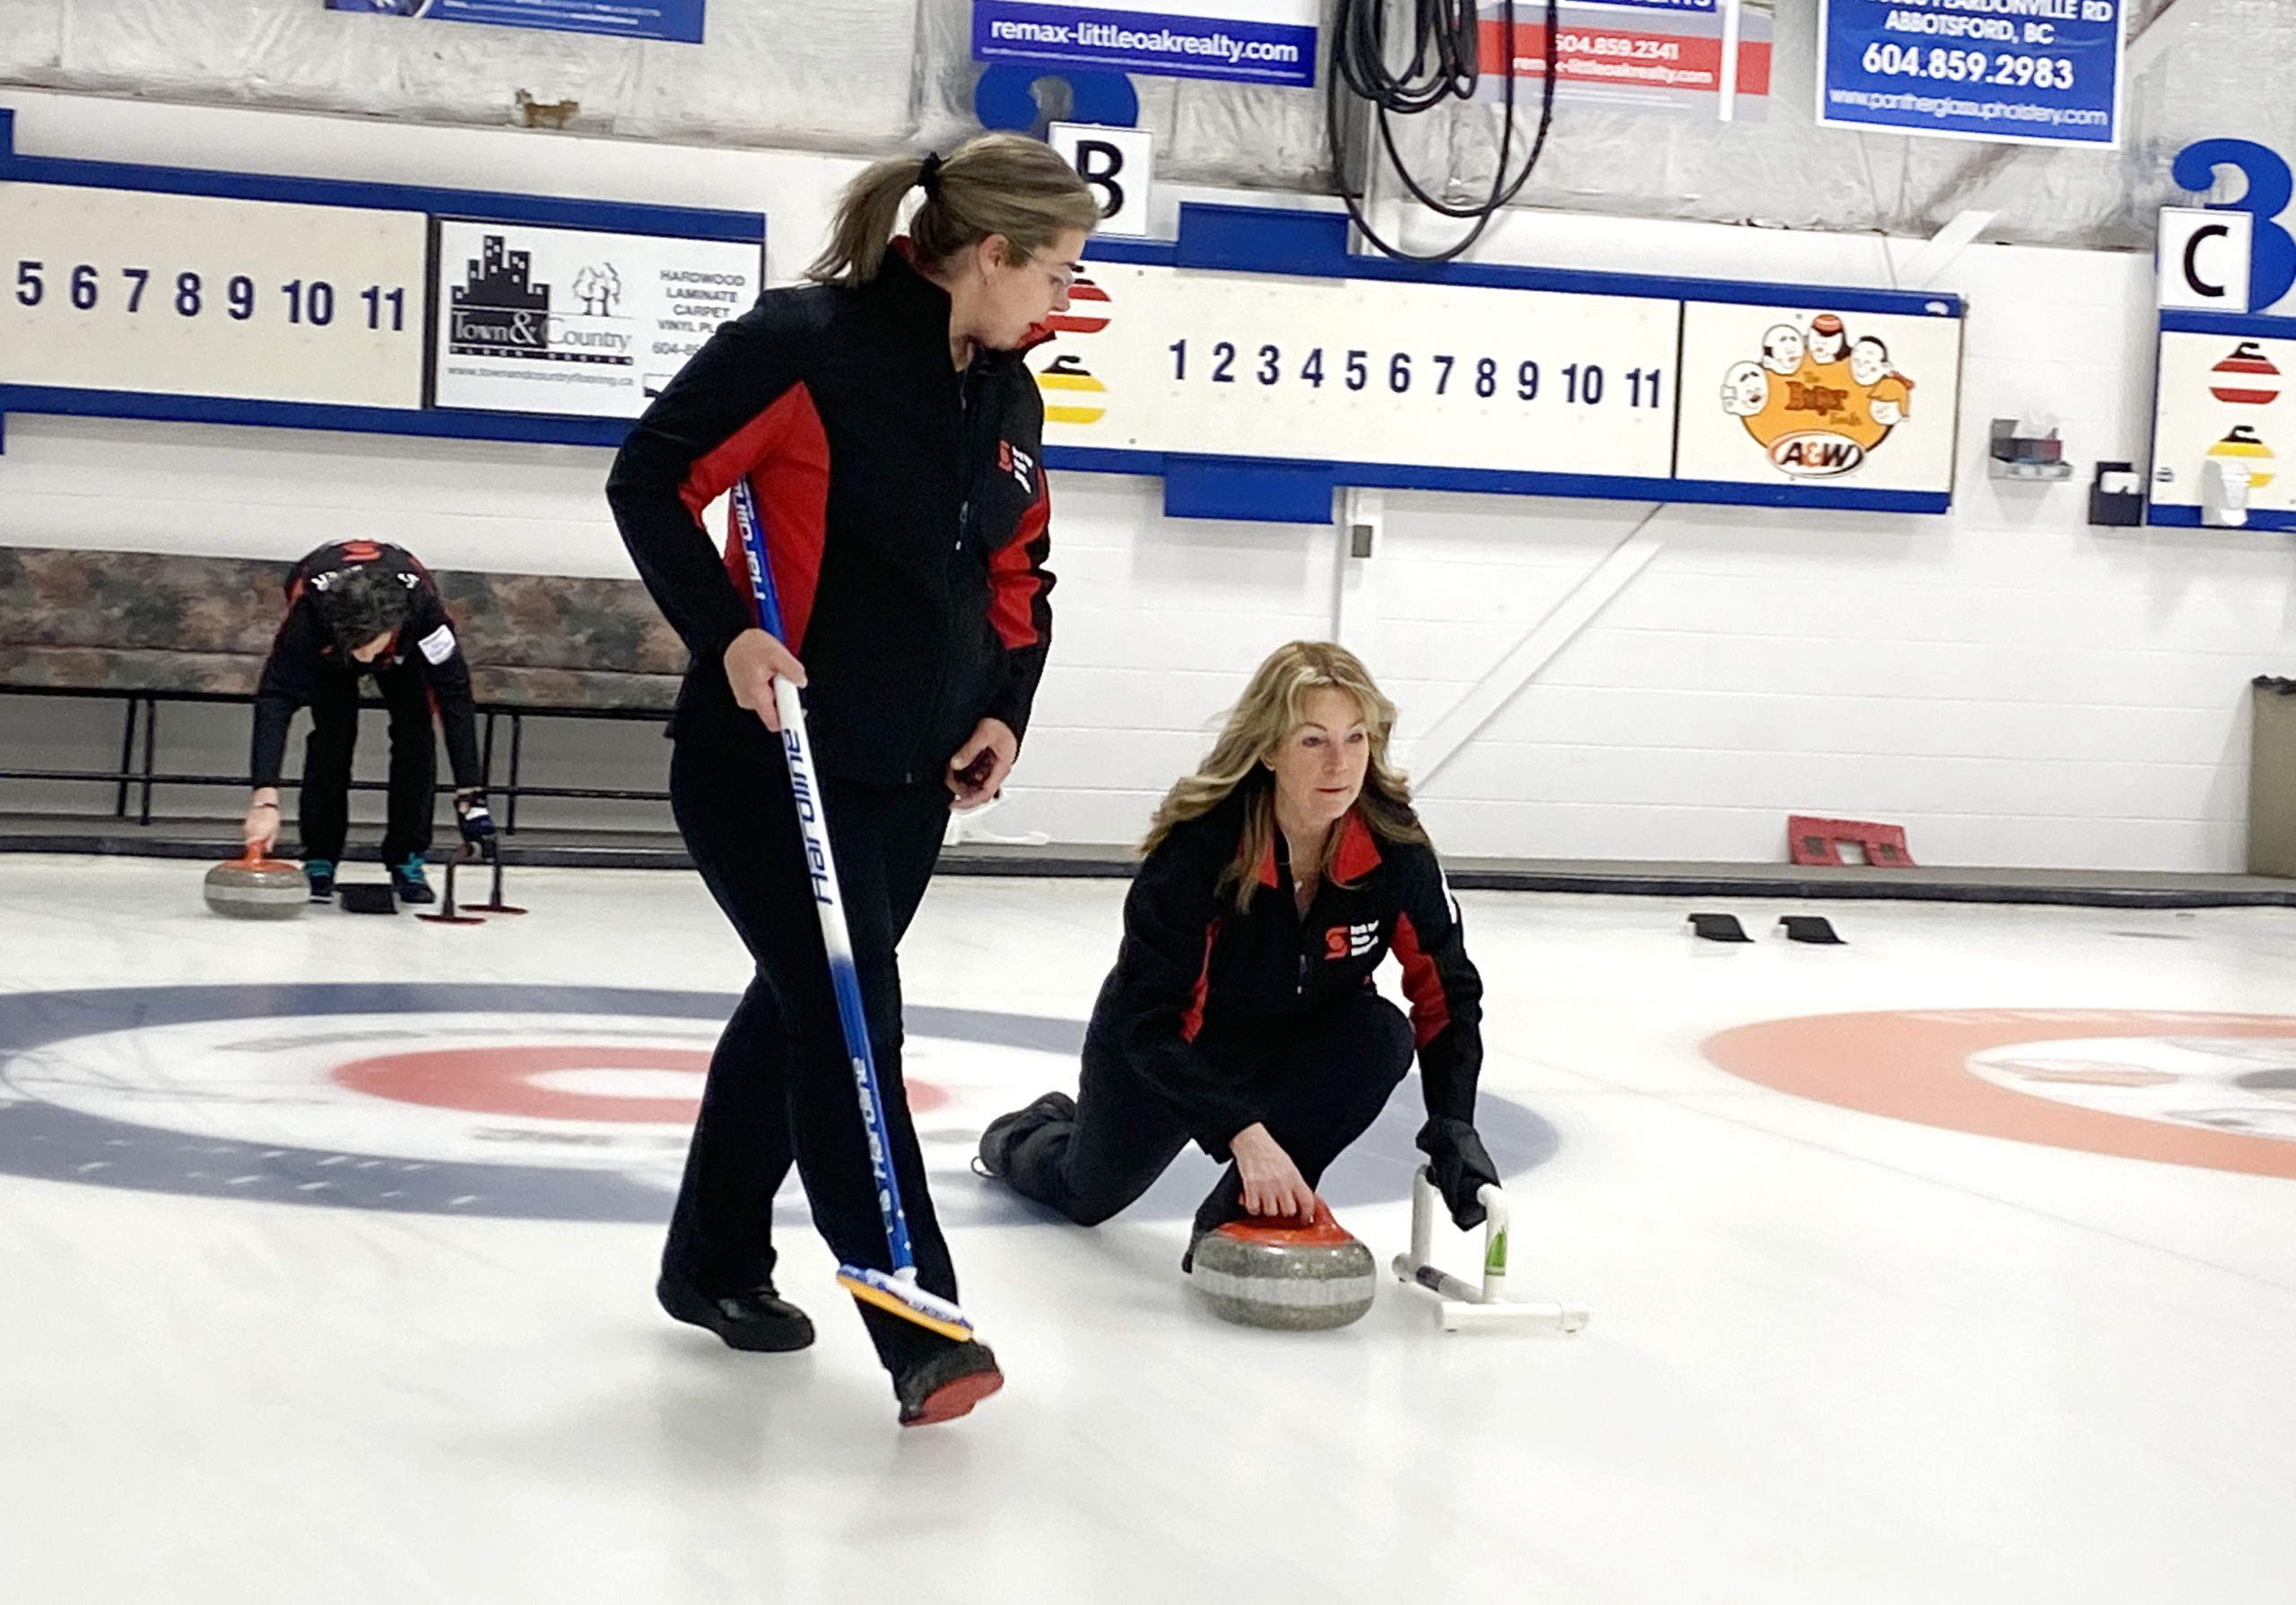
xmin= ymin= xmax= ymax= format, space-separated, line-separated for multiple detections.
xmin=1188 ymin=1209 xmax=1377 ymax=1330
xmin=203 ymin=857 xmax=309 ymax=920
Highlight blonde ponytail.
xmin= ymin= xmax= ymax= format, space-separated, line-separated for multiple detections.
xmin=807 ymin=133 xmax=1101 ymax=288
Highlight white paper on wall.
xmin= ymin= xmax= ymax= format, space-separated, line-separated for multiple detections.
xmin=429 ymin=221 xmax=761 ymax=418
xmin=0 ymin=182 xmax=428 ymax=409
xmin=1674 ymin=300 xmax=1964 ymax=494
xmin=1031 ymin=264 xmax=1681 ymax=481
xmin=2150 ymin=330 xmax=2296 ymax=516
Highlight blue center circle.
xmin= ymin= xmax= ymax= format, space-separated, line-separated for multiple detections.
xmin=0 ymin=983 xmax=1559 ymax=1223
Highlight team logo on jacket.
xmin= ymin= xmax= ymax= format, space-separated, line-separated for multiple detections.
xmin=999 ymin=441 xmax=1037 ymax=494
xmin=1325 ymin=921 xmax=1379 ymax=960
xmin=1722 ymin=312 xmax=1916 ymax=479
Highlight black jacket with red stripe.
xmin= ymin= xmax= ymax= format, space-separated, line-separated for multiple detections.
xmin=604 ymin=248 xmax=1055 ymax=785
xmin=248 ymin=541 xmax=480 ymax=791
xmin=1088 ymin=781 xmax=1484 ymax=1159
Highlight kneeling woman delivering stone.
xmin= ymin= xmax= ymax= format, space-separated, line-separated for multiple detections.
xmin=977 ymin=641 xmax=1503 ymax=1302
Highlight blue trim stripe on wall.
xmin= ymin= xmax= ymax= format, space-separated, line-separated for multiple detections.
xmin=0 ymin=385 xmax=633 ymax=449
xmin=1098 ymin=203 xmax=1964 ymax=320
xmin=1066 ymin=203 xmax=1963 ymax=520
xmin=0 ymin=107 xmax=750 ymax=449
xmin=2145 ymin=504 xmax=2296 ymax=533
xmin=2161 ymin=309 xmax=2296 ymax=339
xmin=0 ymin=109 xmax=1961 ymax=510
xmin=1045 ymin=445 xmax=1952 ymax=520
xmin=0 ymin=109 xmax=761 ymax=243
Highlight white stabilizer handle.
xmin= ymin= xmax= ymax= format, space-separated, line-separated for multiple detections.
xmin=1393 ymin=1165 xmax=1588 ymax=1335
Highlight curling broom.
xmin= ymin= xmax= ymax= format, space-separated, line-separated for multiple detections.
xmin=729 ymin=477 xmax=976 ymax=1344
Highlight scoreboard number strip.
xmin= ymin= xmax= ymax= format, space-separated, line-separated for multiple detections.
xmin=0 ymin=183 xmax=428 ymax=410
xmin=1048 ymin=267 xmax=1683 ymax=480
xmin=1033 ymin=260 xmax=1964 ymax=499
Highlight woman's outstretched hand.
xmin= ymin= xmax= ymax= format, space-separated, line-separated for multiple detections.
xmin=724 ymin=628 xmax=807 ymax=731
xmin=1230 ymin=1122 xmax=1318 ymax=1219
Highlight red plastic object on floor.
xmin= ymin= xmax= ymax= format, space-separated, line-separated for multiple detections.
xmin=1787 ymin=816 xmax=1916 ymax=868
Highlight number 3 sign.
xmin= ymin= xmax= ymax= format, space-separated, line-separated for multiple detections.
xmin=2170 ymin=139 xmax=2296 ymax=318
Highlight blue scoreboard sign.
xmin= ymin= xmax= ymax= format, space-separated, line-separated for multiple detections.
xmin=324 ymin=0 xmax=706 ymax=46
xmin=972 ymin=1 xmax=1318 ymax=88
xmin=1818 ymin=0 xmax=2123 ymax=149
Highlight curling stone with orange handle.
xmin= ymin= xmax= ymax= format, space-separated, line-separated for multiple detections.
xmin=203 ymin=848 xmax=309 ymax=920
xmin=1187 ymin=1198 xmax=1376 ymax=1330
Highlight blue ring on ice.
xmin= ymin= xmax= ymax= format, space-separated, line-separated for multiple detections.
xmin=0 ymin=984 xmax=1559 ymax=1223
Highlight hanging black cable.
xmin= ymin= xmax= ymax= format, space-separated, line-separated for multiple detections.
xmin=1326 ymin=0 xmax=1560 ymax=265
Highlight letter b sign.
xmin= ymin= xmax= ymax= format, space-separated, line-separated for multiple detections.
xmin=1049 ymin=123 xmax=1154 ymax=240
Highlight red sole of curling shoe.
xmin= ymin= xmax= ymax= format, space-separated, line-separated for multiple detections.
xmin=901 ymin=1367 xmax=1004 ymax=1427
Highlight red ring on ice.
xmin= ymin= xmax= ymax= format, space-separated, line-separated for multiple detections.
xmin=331 ymin=1044 xmax=948 ymax=1123
xmin=1704 ymin=1009 xmax=2296 ymax=1178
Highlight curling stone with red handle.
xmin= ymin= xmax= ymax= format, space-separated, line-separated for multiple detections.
xmin=203 ymin=850 xmax=309 ymax=920
xmin=1187 ymin=1199 xmax=1377 ymax=1331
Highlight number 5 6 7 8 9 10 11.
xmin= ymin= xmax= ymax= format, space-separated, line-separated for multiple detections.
xmin=13 ymin=260 xmax=409 ymax=330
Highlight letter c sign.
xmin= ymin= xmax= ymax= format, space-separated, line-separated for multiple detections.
xmin=2159 ymin=206 xmax=2254 ymax=313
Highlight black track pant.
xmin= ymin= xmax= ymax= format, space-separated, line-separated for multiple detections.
xmin=1004 ymin=989 xmax=1414 ymax=1234
xmin=300 ymin=660 xmax=437 ymax=867
xmin=665 ymin=724 xmax=957 ymax=1376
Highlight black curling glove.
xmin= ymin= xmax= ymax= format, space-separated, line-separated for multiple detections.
xmin=1416 ymin=1116 xmax=1501 ymax=1229
xmin=457 ymin=795 xmax=496 ymax=845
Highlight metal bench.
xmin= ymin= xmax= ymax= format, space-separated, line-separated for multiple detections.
xmin=0 ymin=545 xmax=684 ymax=831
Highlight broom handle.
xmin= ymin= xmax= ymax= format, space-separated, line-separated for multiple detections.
xmin=729 ymin=479 xmax=918 ymax=1277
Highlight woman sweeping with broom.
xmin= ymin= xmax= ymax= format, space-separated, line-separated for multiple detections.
xmin=607 ymin=135 xmax=1097 ymax=1426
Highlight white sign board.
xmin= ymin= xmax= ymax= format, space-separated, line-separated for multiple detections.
xmin=973 ymin=0 xmax=1318 ymax=88
xmin=1049 ymin=122 xmax=1155 ymax=239
xmin=1033 ymin=261 xmax=1964 ymax=499
xmin=430 ymin=221 xmax=761 ymax=417
xmin=1035 ymin=266 xmax=1678 ymax=475
xmin=1674 ymin=300 xmax=1965 ymax=493
xmin=0 ymin=182 xmax=427 ymax=408
xmin=2158 ymin=207 xmax=2254 ymax=313
xmin=2150 ymin=328 xmax=2295 ymax=520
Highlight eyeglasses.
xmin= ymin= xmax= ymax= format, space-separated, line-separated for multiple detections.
xmin=1028 ymin=255 xmax=1081 ymax=295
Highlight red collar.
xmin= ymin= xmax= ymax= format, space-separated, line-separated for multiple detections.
xmin=1257 ymin=808 xmax=1382 ymax=889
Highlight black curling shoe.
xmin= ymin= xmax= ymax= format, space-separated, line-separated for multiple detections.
xmin=657 ymin=1272 xmax=816 ymax=1353
xmin=972 ymin=1090 xmax=1077 ymax=1179
xmin=895 ymin=1340 xmax=1003 ymax=1427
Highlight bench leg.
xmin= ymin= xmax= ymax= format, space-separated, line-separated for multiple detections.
xmin=139 ymin=698 xmax=159 ymax=827
xmin=506 ymin=713 xmax=523 ymax=835
xmin=115 ymin=698 xmax=141 ymax=819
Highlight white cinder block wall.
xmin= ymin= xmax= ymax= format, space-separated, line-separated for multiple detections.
xmin=2 ymin=89 xmax=2287 ymax=872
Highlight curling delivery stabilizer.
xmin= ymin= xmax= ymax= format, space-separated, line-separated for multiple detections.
xmin=1394 ymin=1166 xmax=1589 ymax=1334
xmin=731 ymin=478 xmax=978 ymax=1348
